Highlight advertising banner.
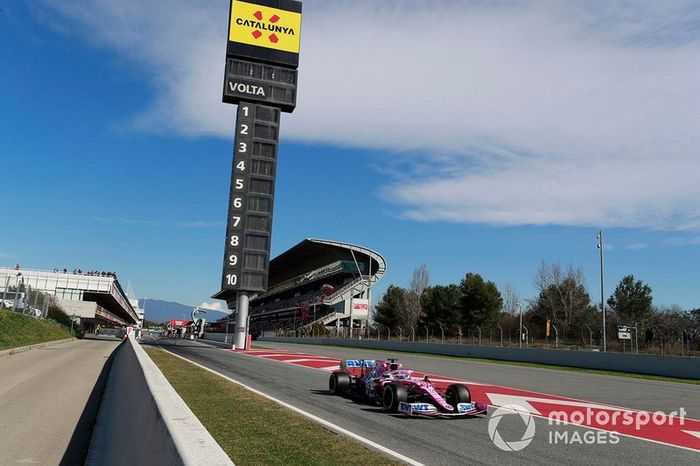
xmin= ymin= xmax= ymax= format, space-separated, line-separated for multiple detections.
xmin=351 ymin=298 xmax=369 ymax=319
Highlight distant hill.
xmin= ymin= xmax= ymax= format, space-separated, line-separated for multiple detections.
xmin=140 ymin=299 xmax=229 ymax=323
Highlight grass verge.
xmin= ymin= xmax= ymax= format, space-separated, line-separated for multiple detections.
xmin=254 ymin=342 xmax=700 ymax=386
xmin=0 ymin=309 xmax=71 ymax=350
xmin=144 ymin=346 xmax=402 ymax=466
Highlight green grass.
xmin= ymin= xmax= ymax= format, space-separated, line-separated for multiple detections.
xmin=0 ymin=309 xmax=72 ymax=351
xmin=145 ymin=347 xmax=402 ymax=466
xmin=254 ymin=341 xmax=700 ymax=386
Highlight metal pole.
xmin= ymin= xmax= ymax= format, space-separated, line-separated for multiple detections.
xmin=477 ymin=326 xmax=481 ymax=346
xmin=522 ymin=325 xmax=529 ymax=347
xmin=70 ymin=314 xmax=75 ymax=336
xmin=518 ymin=302 xmax=523 ymax=348
xmin=634 ymin=322 xmax=639 ymax=354
xmin=676 ymin=325 xmax=684 ymax=356
xmin=597 ymin=230 xmax=606 ymax=352
xmin=440 ymin=325 xmax=444 ymax=344
xmin=233 ymin=292 xmax=249 ymax=350
xmin=498 ymin=326 xmax=503 ymax=347
xmin=411 ymin=326 xmax=415 ymax=342
xmin=585 ymin=324 xmax=593 ymax=348
xmin=425 ymin=326 xmax=429 ymax=342
xmin=1 ymin=275 xmax=9 ymax=308
xmin=552 ymin=324 xmax=559 ymax=350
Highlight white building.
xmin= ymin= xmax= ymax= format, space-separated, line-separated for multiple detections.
xmin=0 ymin=266 xmax=140 ymax=331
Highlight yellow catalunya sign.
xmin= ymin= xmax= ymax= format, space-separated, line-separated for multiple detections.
xmin=229 ymin=0 xmax=301 ymax=54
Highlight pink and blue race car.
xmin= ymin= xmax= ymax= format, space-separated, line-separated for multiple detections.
xmin=328 ymin=358 xmax=488 ymax=418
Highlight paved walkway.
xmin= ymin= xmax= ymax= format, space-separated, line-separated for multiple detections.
xmin=0 ymin=338 xmax=120 ymax=465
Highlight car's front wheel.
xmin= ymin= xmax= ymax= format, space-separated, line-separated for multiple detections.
xmin=382 ymin=383 xmax=408 ymax=412
xmin=445 ymin=383 xmax=471 ymax=409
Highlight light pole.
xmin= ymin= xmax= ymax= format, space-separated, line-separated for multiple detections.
xmin=597 ymin=230 xmax=607 ymax=352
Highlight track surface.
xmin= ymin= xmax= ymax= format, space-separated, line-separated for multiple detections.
xmin=156 ymin=339 xmax=700 ymax=465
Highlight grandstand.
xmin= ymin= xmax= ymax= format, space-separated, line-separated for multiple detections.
xmin=0 ymin=266 xmax=142 ymax=332
xmin=211 ymin=238 xmax=386 ymax=337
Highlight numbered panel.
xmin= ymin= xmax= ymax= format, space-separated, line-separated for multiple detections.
xmin=221 ymin=102 xmax=281 ymax=293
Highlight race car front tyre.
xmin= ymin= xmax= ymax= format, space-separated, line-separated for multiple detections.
xmin=329 ymin=372 xmax=351 ymax=395
xmin=445 ymin=383 xmax=471 ymax=409
xmin=382 ymin=383 xmax=408 ymax=412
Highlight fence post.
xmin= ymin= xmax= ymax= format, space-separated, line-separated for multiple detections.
xmin=1 ymin=275 xmax=9 ymax=308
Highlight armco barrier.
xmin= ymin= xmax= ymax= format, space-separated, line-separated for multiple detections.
xmin=259 ymin=337 xmax=700 ymax=380
xmin=86 ymin=337 xmax=232 ymax=466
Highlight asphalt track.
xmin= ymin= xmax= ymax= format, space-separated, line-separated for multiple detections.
xmin=154 ymin=339 xmax=700 ymax=465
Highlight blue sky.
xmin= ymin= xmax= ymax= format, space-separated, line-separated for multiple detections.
xmin=1 ymin=1 xmax=698 ymax=312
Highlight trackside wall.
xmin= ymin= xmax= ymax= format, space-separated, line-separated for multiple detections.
xmin=258 ymin=337 xmax=700 ymax=380
xmin=86 ymin=337 xmax=232 ymax=466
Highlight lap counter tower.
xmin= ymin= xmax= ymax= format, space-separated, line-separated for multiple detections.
xmin=212 ymin=0 xmax=302 ymax=350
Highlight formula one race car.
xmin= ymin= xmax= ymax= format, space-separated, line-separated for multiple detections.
xmin=328 ymin=358 xmax=488 ymax=418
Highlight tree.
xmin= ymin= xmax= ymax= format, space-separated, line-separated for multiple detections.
xmin=532 ymin=261 xmax=593 ymax=340
xmin=531 ymin=277 xmax=596 ymax=340
xmin=607 ymin=275 xmax=653 ymax=323
xmin=404 ymin=264 xmax=430 ymax=331
xmin=373 ymin=285 xmax=406 ymax=331
xmin=500 ymin=283 xmax=520 ymax=315
xmin=460 ymin=273 xmax=502 ymax=329
xmin=419 ymin=284 xmax=461 ymax=333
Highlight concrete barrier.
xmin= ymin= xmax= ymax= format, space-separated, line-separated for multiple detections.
xmin=203 ymin=333 xmax=233 ymax=345
xmin=259 ymin=337 xmax=700 ymax=380
xmin=86 ymin=337 xmax=232 ymax=466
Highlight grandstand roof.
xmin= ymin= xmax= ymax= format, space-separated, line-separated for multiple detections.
xmin=268 ymin=238 xmax=383 ymax=286
xmin=213 ymin=238 xmax=386 ymax=301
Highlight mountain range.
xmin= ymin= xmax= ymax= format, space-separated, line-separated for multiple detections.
xmin=139 ymin=298 xmax=229 ymax=323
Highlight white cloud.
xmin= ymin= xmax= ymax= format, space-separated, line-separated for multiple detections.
xmin=197 ymin=301 xmax=228 ymax=313
xmin=172 ymin=221 xmax=225 ymax=229
xmin=91 ymin=216 xmax=159 ymax=227
xmin=43 ymin=0 xmax=700 ymax=230
xmin=625 ymin=242 xmax=649 ymax=250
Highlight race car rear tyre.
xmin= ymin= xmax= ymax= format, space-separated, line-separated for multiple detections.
xmin=445 ymin=383 xmax=471 ymax=408
xmin=329 ymin=372 xmax=351 ymax=395
xmin=382 ymin=384 xmax=408 ymax=412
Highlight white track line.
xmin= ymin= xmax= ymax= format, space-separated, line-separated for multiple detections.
xmin=159 ymin=347 xmax=425 ymax=466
